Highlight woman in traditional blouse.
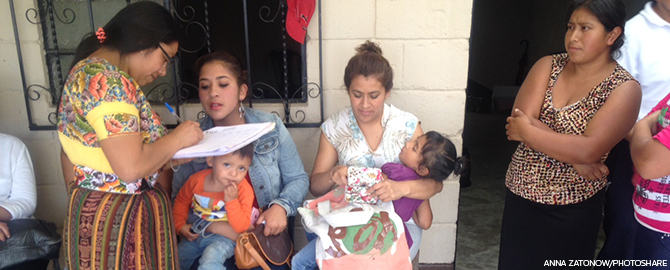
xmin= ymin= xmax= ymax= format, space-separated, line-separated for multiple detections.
xmin=57 ymin=2 xmax=203 ymax=269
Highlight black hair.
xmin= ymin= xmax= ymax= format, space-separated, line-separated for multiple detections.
xmin=567 ymin=0 xmax=626 ymax=59
xmin=419 ymin=131 xmax=468 ymax=181
xmin=194 ymin=51 xmax=249 ymax=100
xmin=71 ymin=1 xmax=181 ymax=68
xmin=230 ymin=143 xmax=254 ymax=161
xmin=194 ymin=51 xmax=248 ymax=86
xmin=344 ymin=40 xmax=393 ymax=92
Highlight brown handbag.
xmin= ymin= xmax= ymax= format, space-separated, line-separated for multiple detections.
xmin=234 ymin=224 xmax=293 ymax=270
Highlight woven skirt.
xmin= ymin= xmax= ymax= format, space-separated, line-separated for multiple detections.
xmin=64 ymin=183 xmax=179 ymax=270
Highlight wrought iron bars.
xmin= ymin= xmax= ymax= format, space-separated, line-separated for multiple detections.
xmin=13 ymin=0 xmax=323 ymax=130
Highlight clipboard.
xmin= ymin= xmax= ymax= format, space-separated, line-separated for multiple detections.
xmin=173 ymin=122 xmax=276 ymax=159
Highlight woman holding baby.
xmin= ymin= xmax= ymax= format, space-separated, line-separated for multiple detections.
xmin=292 ymin=40 xmax=443 ymax=269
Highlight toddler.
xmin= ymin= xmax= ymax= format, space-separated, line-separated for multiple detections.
xmin=173 ymin=144 xmax=255 ymax=270
xmin=384 ymin=131 xmax=466 ymax=247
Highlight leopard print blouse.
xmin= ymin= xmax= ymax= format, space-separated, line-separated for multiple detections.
xmin=505 ymin=53 xmax=636 ymax=205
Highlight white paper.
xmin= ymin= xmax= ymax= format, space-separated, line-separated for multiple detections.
xmin=173 ymin=122 xmax=275 ymax=159
xmin=320 ymin=203 xmax=375 ymax=228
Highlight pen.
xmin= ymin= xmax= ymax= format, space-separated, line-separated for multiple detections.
xmin=164 ymin=102 xmax=183 ymax=123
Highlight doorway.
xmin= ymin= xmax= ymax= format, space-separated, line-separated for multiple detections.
xmin=456 ymin=1 xmax=647 ymax=269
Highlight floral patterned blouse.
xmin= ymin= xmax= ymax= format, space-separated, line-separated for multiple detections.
xmin=505 ymin=53 xmax=637 ymax=205
xmin=57 ymin=58 xmax=166 ymax=194
xmin=321 ymin=103 xmax=418 ymax=168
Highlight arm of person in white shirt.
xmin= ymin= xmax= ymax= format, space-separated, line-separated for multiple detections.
xmin=0 ymin=137 xmax=37 ymax=241
xmin=0 ymin=139 xmax=37 ymax=222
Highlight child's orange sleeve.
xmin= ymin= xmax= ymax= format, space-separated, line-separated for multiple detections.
xmin=224 ymin=176 xmax=255 ymax=233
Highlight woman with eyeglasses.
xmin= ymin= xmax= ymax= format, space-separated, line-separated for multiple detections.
xmin=57 ymin=2 xmax=203 ymax=269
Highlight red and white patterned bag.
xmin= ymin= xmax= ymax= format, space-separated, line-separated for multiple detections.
xmin=345 ymin=166 xmax=383 ymax=205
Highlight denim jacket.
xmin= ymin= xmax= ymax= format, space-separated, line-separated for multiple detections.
xmin=172 ymin=108 xmax=309 ymax=217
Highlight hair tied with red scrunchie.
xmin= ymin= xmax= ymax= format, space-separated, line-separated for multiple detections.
xmin=96 ymin=27 xmax=106 ymax=43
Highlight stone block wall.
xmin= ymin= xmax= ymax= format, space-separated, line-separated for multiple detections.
xmin=0 ymin=0 xmax=471 ymax=264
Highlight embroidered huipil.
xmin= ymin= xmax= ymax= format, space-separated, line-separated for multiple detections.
xmin=57 ymin=58 xmax=166 ymax=194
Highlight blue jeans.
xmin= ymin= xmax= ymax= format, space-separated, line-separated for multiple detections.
xmin=632 ymin=222 xmax=670 ymax=269
xmin=172 ymin=108 xmax=309 ymax=217
xmin=178 ymin=233 xmax=235 ymax=270
xmin=405 ymin=220 xmax=422 ymax=260
xmin=291 ymin=232 xmax=318 ymax=270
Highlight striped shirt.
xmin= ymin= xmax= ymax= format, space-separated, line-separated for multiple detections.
xmin=633 ymin=93 xmax=670 ymax=233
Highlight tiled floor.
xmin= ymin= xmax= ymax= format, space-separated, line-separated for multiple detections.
xmin=455 ymin=112 xmax=606 ymax=270
xmin=455 ymin=112 xmax=517 ymax=270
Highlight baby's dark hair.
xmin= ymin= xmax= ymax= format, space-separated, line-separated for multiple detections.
xmin=419 ymin=131 xmax=468 ymax=181
xmin=228 ymin=143 xmax=254 ymax=161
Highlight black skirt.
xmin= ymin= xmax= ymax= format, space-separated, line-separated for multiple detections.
xmin=498 ymin=188 xmax=605 ymax=270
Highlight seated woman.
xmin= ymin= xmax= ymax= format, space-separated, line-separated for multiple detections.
xmin=172 ymin=51 xmax=309 ymax=239
xmin=292 ymin=40 xmax=443 ymax=270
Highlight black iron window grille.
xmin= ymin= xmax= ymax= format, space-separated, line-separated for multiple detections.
xmin=11 ymin=0 xmax=323 ymax=130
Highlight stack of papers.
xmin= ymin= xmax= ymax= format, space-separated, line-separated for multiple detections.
xmin=173 ymin=122 xmax=276 ymax=159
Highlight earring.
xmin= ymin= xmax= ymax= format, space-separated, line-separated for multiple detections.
xmin=238 ymin=105 xmax=245 ymax=119
xmin=197 ymin=108 xmax=206 ymax=120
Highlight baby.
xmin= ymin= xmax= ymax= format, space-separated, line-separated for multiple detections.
xmin=383 ymin=131 xmax=467 ymax=247
xmin=294 ymin=131 xmax=467 ymax=269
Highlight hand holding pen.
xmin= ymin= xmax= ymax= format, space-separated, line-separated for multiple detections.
xmin=164 ymin=102 xmax=203 ymax=148
xmin=165 ymin=102 xmax=184 ymax=123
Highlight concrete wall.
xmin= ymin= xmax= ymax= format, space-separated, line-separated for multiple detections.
xmin=0 ymin=0 xmax=471 ymax=264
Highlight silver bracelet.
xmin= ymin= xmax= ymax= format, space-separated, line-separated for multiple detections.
xmin=170 ymin=159 xmax=180 ymax=172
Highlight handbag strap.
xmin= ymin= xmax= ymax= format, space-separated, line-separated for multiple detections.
xmin=243 ymin=240 xmax=271 ymax=270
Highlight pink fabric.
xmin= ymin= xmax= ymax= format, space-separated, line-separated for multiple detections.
xmin=301 ymin=191 xmax=412 ymax=269
xmin=345 ymin=167 xmax=383 ymax=204
xmin=306 ymin=188 xmax=349 ymax=216
xmin=632 ymin=93 xmax=670 ymax=233
xmin=319 ymin=235 xmax=411 ymax=270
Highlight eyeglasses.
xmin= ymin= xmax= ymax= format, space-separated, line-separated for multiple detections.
xmin=158 ymin=44 xmax=174 ymax=69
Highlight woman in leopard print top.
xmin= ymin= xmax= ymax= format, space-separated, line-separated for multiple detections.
xmin=498 ymin=0 xmax=641 ymax=269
